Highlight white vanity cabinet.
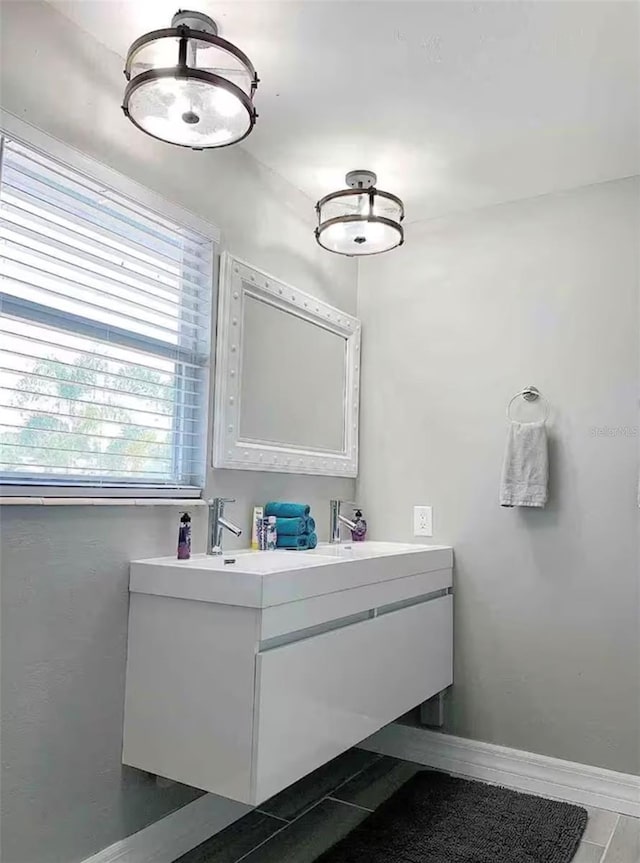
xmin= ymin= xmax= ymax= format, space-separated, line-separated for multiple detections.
xmin=122 ymin=542 xmax=453 ymax=805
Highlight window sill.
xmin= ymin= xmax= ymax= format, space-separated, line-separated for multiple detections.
xmin=0 ymin=497 xmax=207 ymax=506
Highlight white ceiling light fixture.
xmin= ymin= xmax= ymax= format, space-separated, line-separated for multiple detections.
xmin=315 ymin=170 xmax=404 ymax=256
xmin=122 ymin=10 xmax=259 ymax=150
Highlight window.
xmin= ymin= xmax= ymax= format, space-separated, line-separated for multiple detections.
xmin=0 ymin=135 xmax=214 ymax=494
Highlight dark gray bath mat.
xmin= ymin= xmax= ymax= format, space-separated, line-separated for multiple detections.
xmin=318 ymin=771 xmax=587 ymax=862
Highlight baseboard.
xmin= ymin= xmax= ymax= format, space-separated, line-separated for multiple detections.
xmin=359 ymin=724 xmax=640 ymax=817
xmin=81 ymin=793 xmax=251 ymax=863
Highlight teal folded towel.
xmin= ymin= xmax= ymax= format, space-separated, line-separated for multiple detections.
xmin=265 ymin=502 xmax=310 ymax=519
xmin=276 ymin=534 xmax=309 ymax=550
xmin=307 ymin=532 xmax=318 ymax=550
xmin=275 ymin=517 xmax=307 ymax=536
xmin=274 ymin=516 xmax=317 ymax=536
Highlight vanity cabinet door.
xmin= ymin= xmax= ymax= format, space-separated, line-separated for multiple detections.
xmin=251 ymin=595 xmax=453 ymax=804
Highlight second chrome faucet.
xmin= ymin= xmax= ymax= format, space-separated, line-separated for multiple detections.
xmin=329 ymin=499 xmax=358 ymax=544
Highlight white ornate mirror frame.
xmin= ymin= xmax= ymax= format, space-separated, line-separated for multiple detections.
xmin=212 ymin=253 xmax=361 ymax=476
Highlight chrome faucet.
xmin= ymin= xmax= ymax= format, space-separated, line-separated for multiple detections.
xmin=329 ymin=499 xmax=358 ymax=544
xmin=207 ymin=498 xmax=242 ymax=555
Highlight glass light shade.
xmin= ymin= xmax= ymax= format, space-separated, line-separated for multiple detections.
xmin=126 ymin=76 xmax=252 ymax=148
xmin=123 ymin=23 xmax=258 ymax=149
xmin=315 ymin=188 xmax=404 ymax=256
xmin=317 ymin=219 xmax=402 ymax=255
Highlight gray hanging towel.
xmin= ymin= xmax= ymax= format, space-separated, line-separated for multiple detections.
xmin=500 ymin=421 xmax=548 ymax=507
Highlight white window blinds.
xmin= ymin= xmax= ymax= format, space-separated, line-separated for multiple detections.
xmin=0 ymin=136 xmax=214 ymax=490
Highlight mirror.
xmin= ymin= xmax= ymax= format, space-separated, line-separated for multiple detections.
xmin=240 ymin=296 xmax=347 ymax=451
xmin=213 ymin=254 xmax=360 ymax=476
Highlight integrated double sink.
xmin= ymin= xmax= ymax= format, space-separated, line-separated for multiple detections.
xmin=129 ymin=541 xmax=453 ymax=608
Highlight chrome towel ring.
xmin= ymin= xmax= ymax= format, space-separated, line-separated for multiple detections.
xmin=506 ymin=386 xmax=550 ymax=422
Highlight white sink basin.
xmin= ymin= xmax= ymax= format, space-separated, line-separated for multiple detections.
xmin=308 ymin=541 xmax=435 ymax=558
xmin=154 ymin=550 xmax=336 ymax=574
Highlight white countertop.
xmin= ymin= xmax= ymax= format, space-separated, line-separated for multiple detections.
xmin=130 ymin=541 xmax=453 ymax=608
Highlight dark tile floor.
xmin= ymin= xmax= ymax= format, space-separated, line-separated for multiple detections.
xmin=174 ymin=750 xmax=417 ymax=863
xmin=174 ymin=750 xmax=639 ymax=863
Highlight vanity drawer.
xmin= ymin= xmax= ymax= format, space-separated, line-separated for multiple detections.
xmin=252 ymin=594 xmax=453 ymax=803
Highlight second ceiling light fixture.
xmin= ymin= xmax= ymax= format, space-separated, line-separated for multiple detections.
xmin=315 ymin=171 xmax=404 ymax=257
xmin=123 ymin=10 xmax=405 ymax=253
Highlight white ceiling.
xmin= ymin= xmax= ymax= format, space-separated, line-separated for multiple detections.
xmin=48 ymin=0 xmax=640 ymax=221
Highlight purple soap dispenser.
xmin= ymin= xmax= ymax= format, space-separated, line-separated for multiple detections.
xmin=350 ymin=509 xmax=367 ymax=542
xmin=177 ymin=512 xmax=192 ymax=559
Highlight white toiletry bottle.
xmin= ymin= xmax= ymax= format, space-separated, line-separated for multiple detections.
xmin=266 ymin=516 xmax=277 ymax=551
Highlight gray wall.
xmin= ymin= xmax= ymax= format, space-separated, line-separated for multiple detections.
xmin=1 ymin=506 xmax=211 ymax=863
xmin=0 ymin=3 xmax=357 ymax=862
xmin=357 ymin=177 xmax=640 ymax=774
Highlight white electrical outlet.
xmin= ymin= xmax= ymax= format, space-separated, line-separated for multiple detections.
xmin=413 ymin=505 xmax=433 ymax=537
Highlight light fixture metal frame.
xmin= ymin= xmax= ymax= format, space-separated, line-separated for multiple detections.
xmin=314 ymin=183 xmax=405 ymax=257
xmin=122 ymin=22 xmax=259 ymax=151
